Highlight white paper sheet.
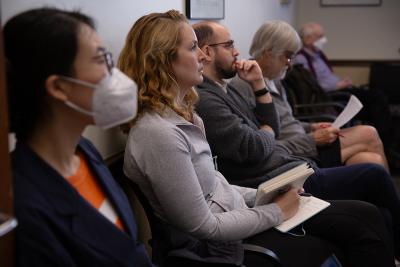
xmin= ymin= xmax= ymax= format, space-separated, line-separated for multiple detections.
xmin=332 ymin=95 xmax=363 ymax=129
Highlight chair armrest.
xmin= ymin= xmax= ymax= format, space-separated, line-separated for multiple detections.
xmin=294 ymin=102 xmax=345 ymax=110
xmin=0 ymin=213 xmax=17 ymax=238
xmin=295 ymin=114 xmax=336 ymax=123
xmin=243 ymin=243 xmax=282 ymax=266
xmin=326 ymin=91 xmax=352 ymax=103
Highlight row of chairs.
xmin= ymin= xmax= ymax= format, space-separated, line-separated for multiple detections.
xmin=282 ymin=64 xmax=350 ymax=124
xmin=282 ymin=62 xmax=400 ymax=124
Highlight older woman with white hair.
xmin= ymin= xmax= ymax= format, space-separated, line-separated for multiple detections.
xmin=230 ymin=19 xmax=400 ymax=260
xmin=233 ymin=20 xmax=388 ymax=170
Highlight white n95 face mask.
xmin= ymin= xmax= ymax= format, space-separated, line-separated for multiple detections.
xmin=313 ymin=36 xmax=328 ymax=51
xmin=62 ymin=67 xmax=138 ymax=129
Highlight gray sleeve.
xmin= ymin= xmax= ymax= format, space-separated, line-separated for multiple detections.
xmin=254 ymin=102 xmax=280 ymax=138
xmin=230 ymin=77 xmax=280 ymax=136
xmin=231 ymin=184 xmax=257 ymax=207
xmin=196 ymin=90 xmax=276 ymax=164
xmin=301 ymin=122 xmax=312 ymax=133
xmin=127 ymin=126 xmax=282 ymax=241
xmin=277 ymin=133 xmax=318 ymax=158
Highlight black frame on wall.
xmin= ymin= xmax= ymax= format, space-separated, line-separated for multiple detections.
xmin=320 ymin=0 xmax=381 ymax=7
xmin=185 ymin=0 xmax=225 ymax=20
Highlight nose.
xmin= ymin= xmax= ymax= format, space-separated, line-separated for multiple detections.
xmin=232 ymin=47 xmax=240 ymax=57
xmin=197 ymin=47 xmax=206 ymax=62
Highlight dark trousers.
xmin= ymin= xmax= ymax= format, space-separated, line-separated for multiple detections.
xmin=244 ymin=200 xmax=394 ymax=267
xmin=305 ymin=163 xmax=400 ymax=258
xmin=316 ymin=138 xmax=342 ymax=168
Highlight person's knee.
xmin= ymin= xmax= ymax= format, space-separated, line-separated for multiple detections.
xmin=333 ymin=200 xmax=386 ymax=234
xmin=348 ymin=200 xmax=381 ymax=221
xmin=360 ymin=163 xmax=392 ymax=187
xmin=358 ymin=125 xmax=382 ymax=146
xmin=367 ymin=162 xmax=388 ymax=175
xmin=357 ymin=152 xmax=385 ymax=166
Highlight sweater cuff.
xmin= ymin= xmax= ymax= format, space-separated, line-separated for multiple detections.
xmin=269 ymin=203 xmax=284 ymax=225
xmin=307 ymin=132 xmax=317 ymax=147
xmin=255 ymin=102 xmax=280 ymax=137
xmin=302 ymin=122 xmax=312 ymax=133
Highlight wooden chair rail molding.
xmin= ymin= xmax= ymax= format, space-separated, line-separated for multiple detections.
xmin=330 ymin=59 xmax=400 ymax=67
xmin=0 ymin=21 xmax=15 ymax=267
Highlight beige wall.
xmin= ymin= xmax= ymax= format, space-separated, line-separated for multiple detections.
xmin=296 ymin=0 xmax=400 ymax=60
xmin=332 ymin=66 xmax=370 ymax=86
xmin=2 ymin=0 xmax=298 ymax=159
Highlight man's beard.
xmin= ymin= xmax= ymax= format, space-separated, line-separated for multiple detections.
xmin=215 ymin=59 xmax=236 ymax=79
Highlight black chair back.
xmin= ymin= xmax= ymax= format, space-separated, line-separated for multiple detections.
xmin=370 ymin=63 xmax=400 ymax=104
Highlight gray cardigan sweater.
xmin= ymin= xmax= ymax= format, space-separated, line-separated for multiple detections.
xmin=230 ymin=77 xmax=319 ymax=160
xmin=196 ymin=76 xmax=309 ymax=182
xmin=123 ymin=109 xmax=282 ymax=263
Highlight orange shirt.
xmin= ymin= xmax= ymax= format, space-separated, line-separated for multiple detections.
xmin=67 ymin=152 xmax=125 ymax=231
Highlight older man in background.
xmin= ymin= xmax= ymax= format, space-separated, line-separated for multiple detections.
xmin=293 ymin=22 xmax=393 ymax=154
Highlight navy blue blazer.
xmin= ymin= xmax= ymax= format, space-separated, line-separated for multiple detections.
xmin=12 ymin=138 xmax=154 ymax=267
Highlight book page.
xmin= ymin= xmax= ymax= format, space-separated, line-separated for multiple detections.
xmin=332 ymin=95 xmax=363 ymax=129
xmin=275 ymin=196 xmax=330 ymax=232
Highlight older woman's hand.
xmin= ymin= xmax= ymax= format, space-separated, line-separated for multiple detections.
xmin=312 ymin=126 xmax=339 ymax=145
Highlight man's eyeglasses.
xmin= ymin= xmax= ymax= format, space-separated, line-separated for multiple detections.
xmin=208 ymin=40 xmax=235 ymax=50
xmin=283 ymin=51 xmax=295 ymax=63
xmin=99 ymin=48 xmax=114 ymax=74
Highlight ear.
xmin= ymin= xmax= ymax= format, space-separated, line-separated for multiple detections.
xmin=45 ymin=75 xmax=69 ymax=102
xmin=200 ymin=45 xmax=213 ymax=62
xmin=263 ymin=50 xmax=272 ymax=60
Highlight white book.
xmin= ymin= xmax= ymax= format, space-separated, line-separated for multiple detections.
xmin=254 ymin=163 xmax=330 ymax=232
xmin=254 ymin=163 xmax=314 ymax=206
xmin=275 ymin=196 xmax=330 ymax=232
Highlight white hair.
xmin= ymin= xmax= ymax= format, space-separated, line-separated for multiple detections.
xmin=249 ymin=20 xmax=301 ymax=59
xmin=299 ymin=22 xmax=322 ymax=39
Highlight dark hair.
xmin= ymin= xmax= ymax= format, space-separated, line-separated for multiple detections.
xmin=4 ymin=7 xmax=95 ymax=141
xmin=192 ymin=21 xmax=215 ymax=48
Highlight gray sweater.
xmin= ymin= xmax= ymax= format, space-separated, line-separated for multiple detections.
xmin=124 ymin=108 xmax=282 ymax=243
xmin=196 ymin=76 xmax=310 ymax=182
xmin=230 ymin=77 xmax=319 ymax=159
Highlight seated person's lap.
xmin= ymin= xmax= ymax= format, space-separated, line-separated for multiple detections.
xmin=317 ymin=138 xmax=342 ymax=168
xmin=245 ymin=200 xmax=392 ymax=267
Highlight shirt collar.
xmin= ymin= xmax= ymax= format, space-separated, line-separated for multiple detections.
xmin=161 ymin=107 xmax=202 ymax=127
xmin=215 ymin=80 xmax=228 ymax=93
xmin=264 ymin=77 xmax=279 ymax=95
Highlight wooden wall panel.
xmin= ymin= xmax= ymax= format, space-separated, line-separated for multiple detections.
xmin=0 ymin=20 xmax=15 ymax=267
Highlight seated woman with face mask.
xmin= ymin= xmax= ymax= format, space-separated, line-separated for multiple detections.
xmin=5 ymin=7 xmax=153 ymax=266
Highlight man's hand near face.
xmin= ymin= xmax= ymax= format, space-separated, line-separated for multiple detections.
xmin=235 ymin=60 xmax=272 ymax=103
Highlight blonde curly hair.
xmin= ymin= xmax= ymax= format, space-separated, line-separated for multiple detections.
xmin=118 ymin=10 xmax=198 ymax=132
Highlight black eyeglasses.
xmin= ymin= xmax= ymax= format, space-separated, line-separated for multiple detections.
xmin=99 ymin=48 xmax=114 ymax=74
xmin=208 ymin=40 xmax=235 ymax=49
